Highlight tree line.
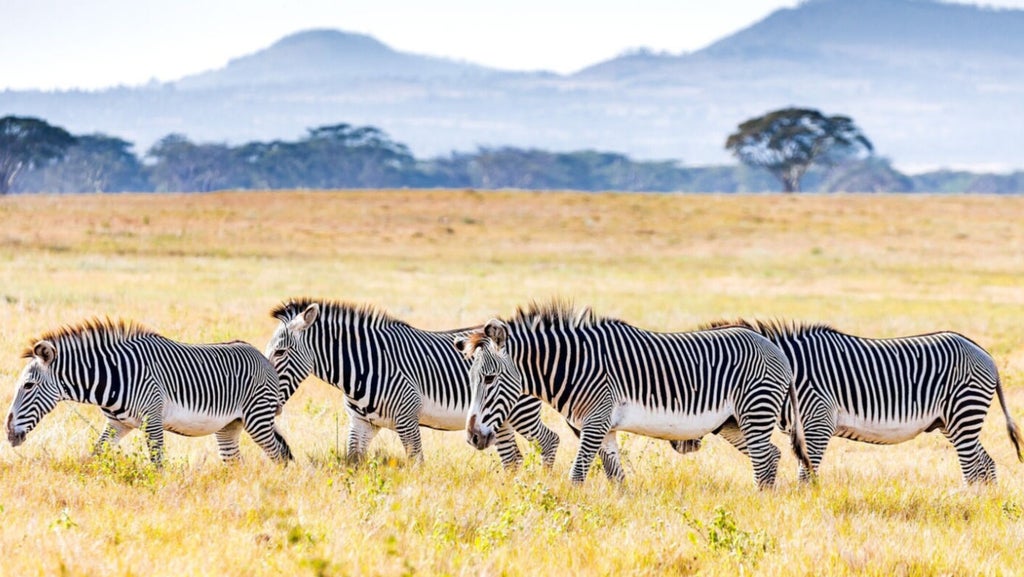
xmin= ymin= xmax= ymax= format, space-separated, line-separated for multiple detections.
xmin=2 ymin=114 xmax=1022 ymax=194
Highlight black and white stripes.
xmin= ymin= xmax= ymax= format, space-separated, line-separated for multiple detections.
xmin=704 ymin=319 xmax=1024 ymax=483
xmin=458 ymin=302 xmax=811 ymax=488
xmin=264 ymin=299 xmax=560 ymax=467
xmin=5 ymin=320 xmax=292 ymax=463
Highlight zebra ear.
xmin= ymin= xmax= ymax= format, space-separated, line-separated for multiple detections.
xmin=289 ymin=303 xmax=320 ymax=332
xmin=483 ymin=319 xmax=508 ymax=350
xmin=33 ymin=340 xmax=57 ymax=366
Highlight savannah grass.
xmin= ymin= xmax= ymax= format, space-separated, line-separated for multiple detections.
xmin=0 ymin=190 xmax=1022 ymax=575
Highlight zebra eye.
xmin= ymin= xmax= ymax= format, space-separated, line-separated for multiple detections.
xmin=271 ymin=348 xmax=289 ymax=360
xmin=22 ymin=381 xmax=37 ymax=391
xmin=483 ymin=374 xmax=497 ymax=386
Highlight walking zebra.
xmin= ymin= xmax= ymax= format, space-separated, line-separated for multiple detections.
xmin=5 ymin=319 xmax=292 ymax=463
xmin=702 ymin=320 xmax=1023 ymax=483
xmin=264 ymin=299 xmax=560 ymax=467
xmin=456 ymin=302 xmax=811 ymax=487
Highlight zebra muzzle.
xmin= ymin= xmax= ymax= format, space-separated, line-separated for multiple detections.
xmin=6 ymin=414 xmax=25 ymax=447
xmin=466 ymin=422 xmax=495 ymax=450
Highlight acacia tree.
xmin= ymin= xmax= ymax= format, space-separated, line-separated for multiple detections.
xmin=0 ymin=116 xmax=76 ymax=194
xmin=146 ymin=134 xmax=235 ymax=192
xmin=725 ymin=107 xmax=873 ymax=193
xmin=21 ymin=134 xmax=148 ymax=193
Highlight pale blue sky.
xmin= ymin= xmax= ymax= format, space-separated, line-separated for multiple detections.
xmin=4 ymin=0 xmax=1024 ymax=90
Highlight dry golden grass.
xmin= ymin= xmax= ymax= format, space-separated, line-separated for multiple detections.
xmin=0 ymin=190 xmax=1022 ymax=576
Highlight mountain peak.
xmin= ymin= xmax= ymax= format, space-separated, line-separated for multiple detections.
xmin=264 ymin=28 xmax=395 ymax=57
xmin=175 ymin=28 xmax=487 ymax=90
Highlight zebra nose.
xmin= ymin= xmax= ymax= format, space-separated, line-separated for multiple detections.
xmin=466 ymin=422 xmax=495 ymax=450
xmin=6 ymin=414 xmax=25 ymax=447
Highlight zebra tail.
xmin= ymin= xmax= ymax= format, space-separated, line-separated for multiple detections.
xmin=787 ymin=380 xmax=814 ymax=475
xmin=276 ymin=429 xmax=295 ymax=462
xmin=995 ymin=376 xmax=1023 ymax=463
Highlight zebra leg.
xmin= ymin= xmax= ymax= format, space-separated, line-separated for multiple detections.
xmin=715 ymin=418 xmax=748 ymax=455
xmin=395 ymin=415 xmax=424 ymax=463
xmin=567 ymin=420 xmax=616 ymax=477
xmin=570 ymin=409 xmax=615 ymax=484
xmin=215 ymin=420 xmax=244 ymax=462
xmin=141 ymin=414 xmax=166 ymax=466
xmin=745 ymin=426 xmax=781 ymax=490
xmin=529 ymin=422 xmax=561 ymax=468
xmin=797 ymin=404 xmax=836 ymax=482
xmin=242 ymin=399 xmax=293 ymax=463
xmin=510 ymin=420 xmax=560 ymax=467
xmin=507 ymin=396 xmax=561 ymax=467
xmin=599 ymin=432 xmax=625 ymax=482
xmin=346 ymin=416 xmax=379 ymax=463
xmin=943 ymin=424 xmax=996 ymax=484
xmin=720 ymin=415 xmax=781 ymax=489
xmin=93 ymin=417 xmax=132 ymax=455
xmin=794 ymin=414 xmax=835 ymax=485
xmin=494 ymin=423 xmax=524 ymax=469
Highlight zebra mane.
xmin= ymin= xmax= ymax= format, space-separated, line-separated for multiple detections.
xmin=507 ymin=300 xmax=605 ymax=330
xmin=271 ymin=298 xmax=402 ymax=327
xmin=698 ymin=318 xmax=836 ymax=340
xmin=23 ymin=318 xmax=156 ymax=358
xmin=458 ymin=331 xmax=490 ymax=357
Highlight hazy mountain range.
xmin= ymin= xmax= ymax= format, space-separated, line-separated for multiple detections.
xmin=3 ymin=0 xmax=1023 ymax=172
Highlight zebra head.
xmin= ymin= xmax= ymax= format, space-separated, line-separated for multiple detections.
xmin=265 ymin=302 xmax=320 ymax=406
xmin=455 ymin=319 xmax=523 ymax=451
xmin=7 ymin=340 xmax=64 ymax=447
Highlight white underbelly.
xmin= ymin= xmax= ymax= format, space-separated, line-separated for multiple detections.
xmin=835 ymin=411 xmax=940 ymax=444
xmin=163 ymin=401 xmax=240 ymax=437
xmin=611 ymin=402 xmax=732 ymax=440
xmin=417 ymin=398 xmax=467 ymax=431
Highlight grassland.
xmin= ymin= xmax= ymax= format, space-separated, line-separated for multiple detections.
xmin=0 ymin=190 xmax=1022 ymax=576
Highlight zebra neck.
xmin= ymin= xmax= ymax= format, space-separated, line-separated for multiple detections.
xmin=308 ymin=325 xmax=380 ymax=397
xmin=52 ymin=351 xmax=123 ymax=408
xmin=509 ymin=334 xmax=572 ymax=411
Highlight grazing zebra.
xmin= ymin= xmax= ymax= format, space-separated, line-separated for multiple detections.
xmin=702 ymin=319 xmax=1023 ymax=483
xmin=264 ymin=299 xmax=560 ymax=467
xmin=5 ymin=319 xmax=292 ymax=464
xmin=456 ymin=302 xmax=811 ymax=488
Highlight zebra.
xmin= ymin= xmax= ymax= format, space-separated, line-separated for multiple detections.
xmin=455 ymin=302 xmax=811 ymax=488
xmin=5 ymin=319 xmax=292 ymax=464
xmin=264 ymin=299 xmax=560 ymax=467
xmin=701 ymin=319 xmax=1023 ymax=484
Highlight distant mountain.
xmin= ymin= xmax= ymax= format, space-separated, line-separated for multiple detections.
xmin=176 ymin=29 xmax=495 ymax=90
xmin=2 ymin=0 xmax=1022 ymax=171
xmin=580 ymin=0 xmax=1024 ymax=78
xmin=574 ymin=0 xmax=1024 ymax=170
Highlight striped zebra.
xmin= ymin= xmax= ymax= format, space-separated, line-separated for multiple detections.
xmin=264 ymin=299 xmax=560 ymax=467
xmin=5 ymin=320 xmax=292 ymax=464
xmin=456 ymin=302 xmax=811 ymax=488
xmin=702 ymin=319 xmax=1023 ymax=483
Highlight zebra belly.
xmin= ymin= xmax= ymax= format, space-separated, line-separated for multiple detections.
xmin=163 ymin=400 xmax=241 ymax=437
xmin=834 ymin=411 xmax=941 ymax=444
xmin=417 ymin=399 xmax=467 ymax=431
xmin=611 ymin=403 xmax=732 ymax=440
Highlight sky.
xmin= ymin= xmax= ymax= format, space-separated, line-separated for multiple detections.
xmin=5 ymin=0 xmax=1024 ymax=91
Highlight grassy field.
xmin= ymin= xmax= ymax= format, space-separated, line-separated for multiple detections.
xmin=0 ymin=190 xmax=1022 ymax=576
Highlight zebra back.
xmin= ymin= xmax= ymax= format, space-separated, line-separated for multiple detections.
xmin=34 ymin=320 xmax=277 ymax=413
xmin=500 ymin=302 xmax=793 ymax=413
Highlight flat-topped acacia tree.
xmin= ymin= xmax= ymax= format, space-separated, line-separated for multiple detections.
xmin=725 ymin=107 xmax=873 ymax=193
xmin=0 ymin=116 xmax=76 ymax=194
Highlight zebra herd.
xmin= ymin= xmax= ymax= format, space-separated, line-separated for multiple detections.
xmin=6 ymin=299 xmax=1022 ymax=487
